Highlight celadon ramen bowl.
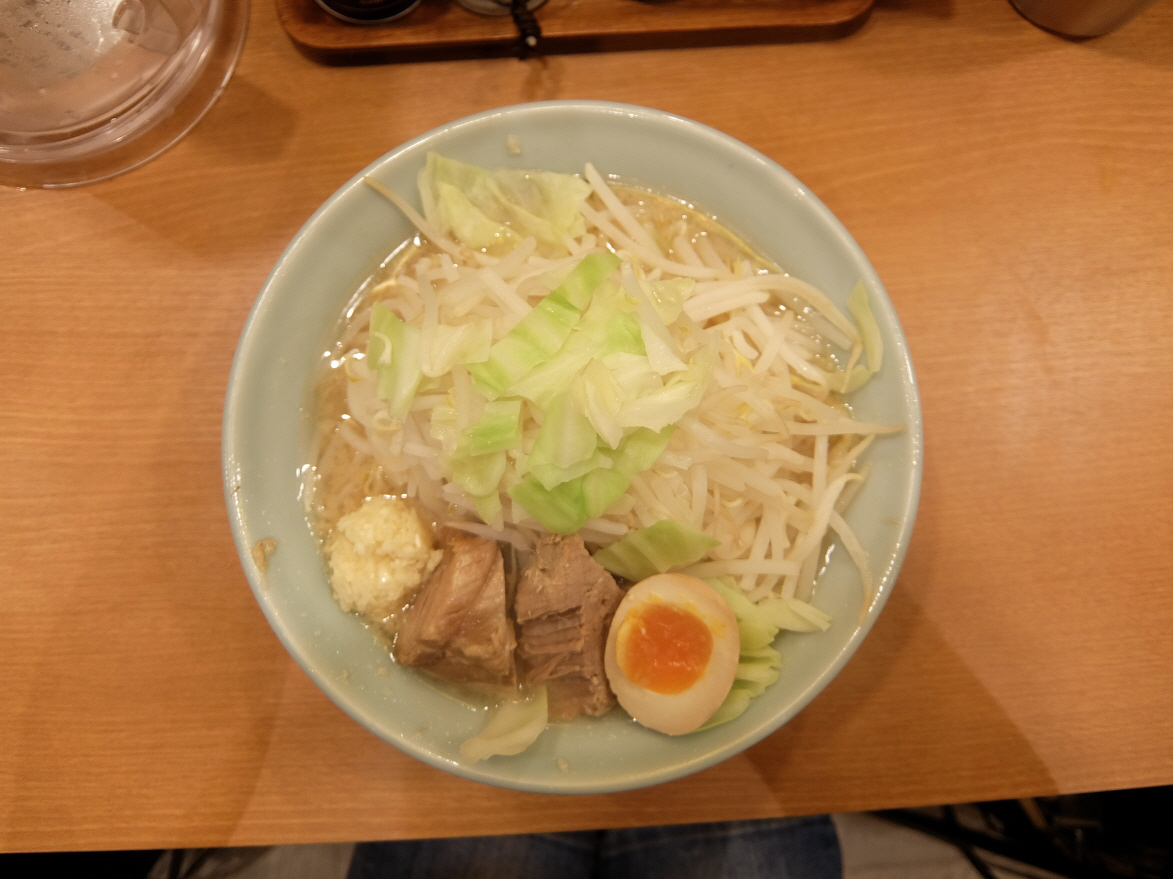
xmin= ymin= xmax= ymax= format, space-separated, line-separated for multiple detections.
xmin=223 ymin=101 xmax=923 ymax=794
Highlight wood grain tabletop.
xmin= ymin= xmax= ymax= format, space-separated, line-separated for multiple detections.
xmin=2 ymin=0 xmax=1171 ymax=854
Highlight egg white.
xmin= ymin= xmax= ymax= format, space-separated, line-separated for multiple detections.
xmin=604 ymin=573 xmax=740 ymax=736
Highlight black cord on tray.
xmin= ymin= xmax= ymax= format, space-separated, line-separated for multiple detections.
xmin=511 ymin=0 xmax=542 ymax=58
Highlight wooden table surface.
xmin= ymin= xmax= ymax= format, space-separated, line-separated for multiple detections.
xmin=3 ymin=0 xmax=1172 ymax=855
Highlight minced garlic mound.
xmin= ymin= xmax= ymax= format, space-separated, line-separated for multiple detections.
xmin=326 ymin=496 xmax=442 ymax=620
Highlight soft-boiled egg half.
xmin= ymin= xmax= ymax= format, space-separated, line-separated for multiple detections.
xmin=604 ymin=573 xmax=740 ymax=735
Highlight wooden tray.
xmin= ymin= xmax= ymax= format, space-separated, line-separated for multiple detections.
xmin=276 ymin=0 xmax=875 ymax=65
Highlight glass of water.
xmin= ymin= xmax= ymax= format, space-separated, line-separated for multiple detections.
xmin=0 ymin=0 xmax=249 ymax=188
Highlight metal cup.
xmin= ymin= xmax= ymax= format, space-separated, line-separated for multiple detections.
xmin=1010 ymin=0 xmax=1161 ymax=37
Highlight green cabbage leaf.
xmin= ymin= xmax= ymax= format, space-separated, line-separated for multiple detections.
xmin=592 ymin=519 xmax=720 ymax=582
xmin=420 ymin=153 xmax=592 ymax=256
xmin=697 ymin=578 xmax=831 ymax=731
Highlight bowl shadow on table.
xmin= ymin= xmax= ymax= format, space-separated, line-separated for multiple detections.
xmin=138 ymin=394 xmax=293 ymax=840
xmin=183 ymin=74 xmax=301 ymax=168
xmin=738 ymin=559 xmax=1058 ymax=811
xmin=85 ymin=73 xmax=313 ymax=261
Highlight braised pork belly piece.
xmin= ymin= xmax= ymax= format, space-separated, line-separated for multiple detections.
xmin=395 ymin=529 xmax=517 ymax=687
xmin=515 ymin=534 xmax=623 ymax=720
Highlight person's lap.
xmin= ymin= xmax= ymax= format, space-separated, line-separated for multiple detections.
xmin=347 ymin=815 xmax=842 ymax=879
xmin=348 ymin=830 xmax=600 ymax=879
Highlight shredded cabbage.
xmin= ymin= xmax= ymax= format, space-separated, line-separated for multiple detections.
xmin=466 ymin=252 xmax=619 ymax=399
xmin=368 ymin=303 xmax=422 ymax=420
xmin=459 ymin=687 xmax=549 ymax=761
xmin=698 ymin=577 xmax=830 ymax=730
xmin=844 ymin=280 xmax=883 ymax=392
xmin=592 ymin=519 xmax=719 ymax=582
xmin=420 ymin=154 xmax=591 ymax=257
xmin=347 ymin=157 xmax=900 ymax=593
xmin=507 ymin=426 xmax=674 ymax=535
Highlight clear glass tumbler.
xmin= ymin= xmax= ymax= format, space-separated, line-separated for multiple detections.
xmin=0 ymin=0 xmax=249 ymax=188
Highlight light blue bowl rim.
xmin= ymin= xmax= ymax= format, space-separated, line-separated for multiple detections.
xmin=222 ymin=99 xmax=924 ymax=794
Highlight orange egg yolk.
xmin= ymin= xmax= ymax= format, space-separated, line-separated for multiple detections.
xmin=616 ymin=600 xmax=713 ymax=695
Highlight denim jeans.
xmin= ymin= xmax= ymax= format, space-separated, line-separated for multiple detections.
xmin=347 ymin=815 xmax=842 ymax=879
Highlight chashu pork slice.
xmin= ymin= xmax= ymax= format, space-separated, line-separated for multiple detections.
xmin=515 ymin=534 xmax=623 ymax=721
xmin=395 ymin=529 xmax=517 ymax=687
